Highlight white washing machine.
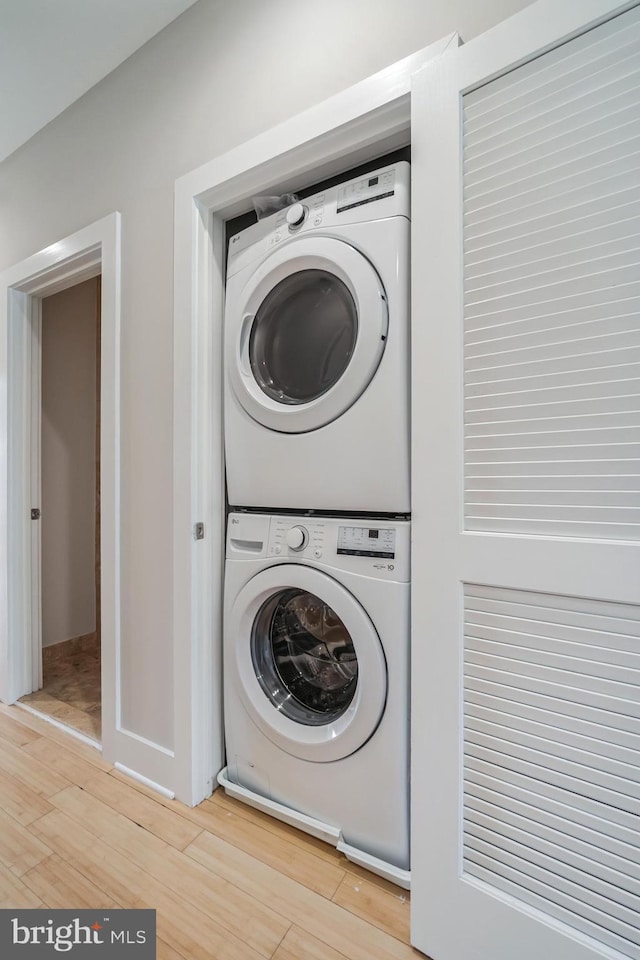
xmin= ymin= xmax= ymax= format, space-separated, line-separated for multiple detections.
xmin=219 ymin=511 xmax=410 ymax=888
xmin=224 ymin=162 xmax=410 ymax=514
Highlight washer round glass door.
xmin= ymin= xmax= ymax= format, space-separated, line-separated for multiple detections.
xmin=227 ymin=236 xmax=388 ymax=433
xmin=228 ymin=565 xmax=387 ymax=762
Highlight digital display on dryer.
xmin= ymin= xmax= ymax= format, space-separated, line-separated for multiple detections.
xmin=336 ymin=168 xmax=396 ymax=213
xmin=337 ymin=525 xmax=395 ymax=559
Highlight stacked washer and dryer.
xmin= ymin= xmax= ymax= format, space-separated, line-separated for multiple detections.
xmin=219 ymin=162 xmax=412 ymax=887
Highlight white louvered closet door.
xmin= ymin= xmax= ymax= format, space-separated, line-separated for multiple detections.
xmin=411 ymin=2 xmax=640 ymax=959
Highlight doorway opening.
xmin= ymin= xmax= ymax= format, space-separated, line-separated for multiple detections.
xmin=1 ymin=212 xmax=120 ymax=764
xmin=172 ymin=35 xmax=456 ymax=804
xmin=19 ymin=276 xmax=102 ymax=742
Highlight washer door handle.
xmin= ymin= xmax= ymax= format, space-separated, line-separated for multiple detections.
xmin=239 ymin=313 xmax=254 ymax=376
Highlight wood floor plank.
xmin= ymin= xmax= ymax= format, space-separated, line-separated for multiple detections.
xmin=109 ymin=767 xmax=327 ymax=864
xmin=0 ymin=707 xmax=420 ymax=958
xmin=111 ymin=769 xmax=344 ymax=872
xmin=0 ymin=765 xmax=54 ymax=825
xmin=186 ymin=831 xmax=421 ymax=960
xmin=272 ymin=925 xmax=351 ymax=960
xmin=173 ymin=792 xmax=345 ymax=898
xmin=0 ymin=886 xmax=44 ymax=908
xmin=340 ymin=859 xmax=413 ymax=897
xmin=0 ymin=710 xmax=41 ymax=747
xmin=30 ymin=810 xmax=144 ymax=907
xmin=23 ymin=736 xmax=109 ymax=788
xmin=108 ymin=766 xmax=180 ymax=802
xmin=211 ymin=790 xmax=410 ymax=897
xmin=108 ymin=768 xmax=255 ymax=831
xmin=0 ymin=735 xmax=71 ymax=798
xmin=0 ymin=860 xmax=46 ymax=908
xmin=130 ymin=892 xmax=268 ymax=960
xmin=32 ymin=810 xmax=267 ymax=960
xmin=80 ymin=773 xmax=202 ymax=851
xmin=332 ymin=874 xmax=410 ymax=943
xmin=109 ymin=766 xmax=347 ymax=886
xmin=210 ymin=789 xmax=348 ymax=869
xmin=156 ymin=938 xmax=189 ymax=960
xmin=0 ymin=807 xmax=52 ymax=877
xmin=112 ymin=776 xmax=408 ymax=898
xmin=22 ymin=854 xmax=123 ymax=909
xmin=49 ymin=785 xmax=290 ymax=958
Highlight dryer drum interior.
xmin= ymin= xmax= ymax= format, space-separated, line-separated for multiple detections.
xmin=249 ymin=269 xmax=358 ymax=404
xmin=251 ymin=588 xmax=358 ymax=726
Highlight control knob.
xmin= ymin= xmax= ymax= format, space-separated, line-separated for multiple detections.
xmin=285 ymin=525 xmax=308 ymax=551
xmin=286 ymin=203 xmax=308 ymax=228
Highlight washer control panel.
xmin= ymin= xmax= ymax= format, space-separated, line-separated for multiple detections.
xmin=259 ymin=514 xmax=410 ymax=581
xmin=337 ymin=525 xmax=395 ymax=559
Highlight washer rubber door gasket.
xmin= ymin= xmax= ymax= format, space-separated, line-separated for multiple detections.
xmin=228 ymin=564 xmax=387 ymax=762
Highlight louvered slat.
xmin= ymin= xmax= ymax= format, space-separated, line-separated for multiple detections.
xmin=465 ymin=186 xmax=640 ymax=259
xmin=462 ymin=5 xmax=640 ymax=540
xmin=466 ymin=858 xmax=639 ymax=960
xmin=463 ymin=584 xmax=640 ymax=956
xmin=464 ymin=12 xmax=640 ymax=130
xmin=465 ymin=760 xmax=640 ymax=853
xmin=464 ymin=832 xmax=640 ymax=954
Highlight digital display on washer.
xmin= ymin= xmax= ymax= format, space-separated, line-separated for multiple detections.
xmin=337 ymin=526 xmax=395 ymax=559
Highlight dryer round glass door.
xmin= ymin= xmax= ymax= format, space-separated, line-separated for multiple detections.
xmin=228 ymin=564 xmax=387 ymax=762
xmin=249 ymin=270 xmax=357 ymax=405
xmin=227 ymin=237 xmax=388 ymax=433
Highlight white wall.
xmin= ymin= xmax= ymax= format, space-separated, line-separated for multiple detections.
xmin=0 ymin=0 xmax=533 ymax=752
xmin=41 ymin=279 xmax=98 ymax=648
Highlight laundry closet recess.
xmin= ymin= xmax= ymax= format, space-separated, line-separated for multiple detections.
xmin=172 ymin=3 xmax=640 ymax=958
xmin=219 ymin=156 xmax=413 ymax=887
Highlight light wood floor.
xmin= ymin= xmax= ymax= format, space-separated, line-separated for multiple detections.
xmin=0 ymin=702 xmax=424 ymax=960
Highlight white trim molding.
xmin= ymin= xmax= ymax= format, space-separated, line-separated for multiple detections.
xmin=0 ymin=213 xmax=121 ymax=765
xmin=172 ymin=33 xmax=458 ymax=806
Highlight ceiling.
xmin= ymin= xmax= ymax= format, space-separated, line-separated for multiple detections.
xmin=0 ymin=0 xmax=200 ymax=162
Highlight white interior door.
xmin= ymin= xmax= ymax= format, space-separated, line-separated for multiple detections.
xmin=411 ymin=2 xmax=640 ymax=958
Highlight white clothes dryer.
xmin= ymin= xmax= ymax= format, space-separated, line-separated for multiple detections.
xmin=224 ymin=162 xmax=410 ymax=514
xmin=219 ymin=511 xmax=411 ymax=888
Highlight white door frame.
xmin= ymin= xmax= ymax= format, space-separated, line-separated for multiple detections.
xmin=172 ymin=34 xmax=458 ymax=805
xmin=0 ymin=213 xmax=121 ymax=761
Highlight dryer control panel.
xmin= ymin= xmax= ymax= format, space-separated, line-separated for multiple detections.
xmin=336 ymin=167 xmax=397 ymax=214
xmin=226 ymin=161 xmax=410 ymax=279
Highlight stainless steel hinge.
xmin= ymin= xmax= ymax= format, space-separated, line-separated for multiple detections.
xmin=193 ymin=522 xmax=205 ymax=540
xmin=31 ymin=508 xmax=41 ymax=520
